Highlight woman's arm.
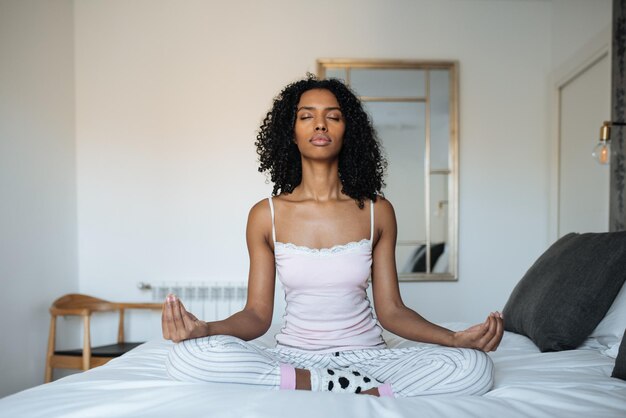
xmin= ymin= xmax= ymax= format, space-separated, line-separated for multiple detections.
xmin=162 ymin=199 xmax=276 ymax=343
xmin=371 ymin=198 xmax=503 ymax=352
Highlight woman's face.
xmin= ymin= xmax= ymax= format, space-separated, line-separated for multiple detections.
xmin=293 ymin=88 xmax=346 ymax=160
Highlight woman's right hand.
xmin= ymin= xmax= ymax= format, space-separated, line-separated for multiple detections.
xmin=162 ymin=294 xmax=210 ymax=343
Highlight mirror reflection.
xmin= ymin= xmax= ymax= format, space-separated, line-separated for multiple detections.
xmin=318 ymin=60 xmax=458 ymax=281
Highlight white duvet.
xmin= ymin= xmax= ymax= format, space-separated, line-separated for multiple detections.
xmin=2 ymin=324 xmax=625 ymax=418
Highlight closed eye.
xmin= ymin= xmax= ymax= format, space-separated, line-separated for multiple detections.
xmin=327 ymin=115 xmax=342 ymax=121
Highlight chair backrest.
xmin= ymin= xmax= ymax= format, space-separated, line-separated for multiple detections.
xmin=50 ymin=294 xmax=118 ymax=315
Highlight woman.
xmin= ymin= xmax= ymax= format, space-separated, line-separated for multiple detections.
xmin=162 ymin=76 xmax=503 ymax=397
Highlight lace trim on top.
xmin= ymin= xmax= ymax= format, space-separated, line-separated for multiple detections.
xmin=274 ymin=238 xmax=371 ymax=255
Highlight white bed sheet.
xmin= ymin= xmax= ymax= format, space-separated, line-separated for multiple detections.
xmin=2 ymin=323 xmax=625 ymax=418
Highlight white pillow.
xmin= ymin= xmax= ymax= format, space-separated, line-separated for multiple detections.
xmin=604 ymin=342 xmax=620 ymax=358
xmin=587 ymin=281 xmax=626 ymax=358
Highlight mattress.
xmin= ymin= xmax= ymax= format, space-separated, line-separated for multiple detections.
xmin=2 ymin=323 xmax=625 ymax=418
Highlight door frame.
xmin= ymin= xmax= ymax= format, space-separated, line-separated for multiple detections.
xmin=548 ymin=26 xmax=611 ymax=243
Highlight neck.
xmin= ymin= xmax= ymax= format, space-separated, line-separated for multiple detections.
xmin=297 ymin=159 xmax=343 ymax=201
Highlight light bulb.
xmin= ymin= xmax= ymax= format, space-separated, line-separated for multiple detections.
xmin=592 ymin=141 xmax=610 ymax=165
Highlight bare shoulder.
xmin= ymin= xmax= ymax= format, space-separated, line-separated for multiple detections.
xmin=372 ymin=196 xmax=397 ymax=246
xmin=374 ymin=196 xmax=396 ymax=220
xmin=249 ymin=198 xmax=271 ymax=218
xmin=247 ymin=198 xmax=272 ymax=236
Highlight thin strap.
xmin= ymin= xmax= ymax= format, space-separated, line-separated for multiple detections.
xmin=370 ymin=199 xmax=375 ymax=242
xmin=268 ymin=197 xmax=276 ymax=243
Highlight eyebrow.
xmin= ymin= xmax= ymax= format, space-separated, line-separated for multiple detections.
xmin=296 ymin=106 xmax=342 ymax=112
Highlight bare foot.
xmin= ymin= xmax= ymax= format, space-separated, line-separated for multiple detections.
xmin=295 ymin=368 xmax=311 ymax=390
xmin=360 ymin=387 xmax=380 ymax=396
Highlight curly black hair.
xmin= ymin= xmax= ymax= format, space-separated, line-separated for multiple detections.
xmin=255 ymin=75 xmax=386 ymax=209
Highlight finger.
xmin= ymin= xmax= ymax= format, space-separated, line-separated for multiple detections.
xmin=172 ymin=298 xmax=186 ymax=340
xmin=485 ymin=314 xmax=503 ymax=351
xmin=178 ymin=301 xmax=197 ymax=330
xmin=489 ymin=315 xmax=504 ymax=351
xmin=475 ymin=317 xmax=490 ymax=335
xmin=477 ymin=314 xmax=497 ymax=350
xmin=484 ymin=325 xmax=502 ymax=351
xmin=170 ymin=295 xmax=185 ymax=342
xmin=161 ymin=298 xmax=167 ymax=338
xmin=164 ymin=294 xmax=178 ymax=340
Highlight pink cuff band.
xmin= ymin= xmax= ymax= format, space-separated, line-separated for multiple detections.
xmin=279 ymin=363 xmax=296 ymax=390
xmin=377 ymin=383 xmax=394 ymax=397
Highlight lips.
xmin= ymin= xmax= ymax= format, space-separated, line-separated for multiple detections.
xmin=309 ymin=135 xmax=331 ymax=146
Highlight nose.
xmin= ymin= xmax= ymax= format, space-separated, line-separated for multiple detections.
xmin=315 ymin=121 xmax=327 ymax=132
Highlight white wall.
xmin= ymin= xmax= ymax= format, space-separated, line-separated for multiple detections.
xmin=0 ymin=0 xmax=78 ymax=397
xmin=551 ymin=0 xmax=612 ymax=70
xmin=547 ymin=0 xmax=613 ymax=240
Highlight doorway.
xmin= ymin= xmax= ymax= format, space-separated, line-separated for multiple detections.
xmin=554 ymin=31 xmax=611 ymax=238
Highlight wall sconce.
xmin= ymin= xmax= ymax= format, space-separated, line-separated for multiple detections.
xmin=594 ymin=121 xmax=626 ymax=165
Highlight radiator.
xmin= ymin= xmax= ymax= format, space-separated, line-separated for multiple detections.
xmin=141 ymin=282 xmax=248 ymax=322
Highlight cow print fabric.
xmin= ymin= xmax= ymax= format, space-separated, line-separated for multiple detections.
xmin=311 ymin=368 xmax=381 ymax=394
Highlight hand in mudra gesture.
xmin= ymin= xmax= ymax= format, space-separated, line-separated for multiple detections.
xmin=162 ymin=294 xmax=209 ymax=343
xmin=453 ymin=312 xmax=504 ymax=352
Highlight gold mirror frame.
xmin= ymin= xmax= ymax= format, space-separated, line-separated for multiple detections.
xmin=317 ymin=59 xmax=459 ymax=281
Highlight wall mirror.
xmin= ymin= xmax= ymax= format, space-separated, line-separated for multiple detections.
xmin=318 ymin=59 xmax=459 ymax=281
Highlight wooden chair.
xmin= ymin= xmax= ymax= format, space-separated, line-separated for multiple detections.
xmin=44 ymin=294 xmax=163 ymax=383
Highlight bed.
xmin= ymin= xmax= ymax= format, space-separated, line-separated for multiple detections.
xmin=2 ymin=232 xmax=626 ymax=417
xmin=0 ymin=323 xmax=625 ymax=418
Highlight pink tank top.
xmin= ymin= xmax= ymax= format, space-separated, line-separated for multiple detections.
xmin=268 ymin=197 xmax=385 ymax=353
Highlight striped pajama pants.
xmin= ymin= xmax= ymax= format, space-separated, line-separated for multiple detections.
xmin=166 ymin=335 xmax=494 ymax=398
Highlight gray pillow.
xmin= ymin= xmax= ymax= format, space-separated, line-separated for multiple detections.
xmin=612 ymin=329 xmax=626 ymax=380
xmin=503 ymin=232 xmax=626 ymax=352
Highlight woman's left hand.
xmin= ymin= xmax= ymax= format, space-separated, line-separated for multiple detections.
xmin=452 ymin=312 xmax=504 ymax=352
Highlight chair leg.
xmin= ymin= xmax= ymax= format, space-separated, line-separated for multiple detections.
xmin=117 ymin=308 xmax=125 ymax=344
xmin=44 ymin=315 xmax=56 ymax=383
xmin=82 ymin=315 xmax=92 ymax=370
